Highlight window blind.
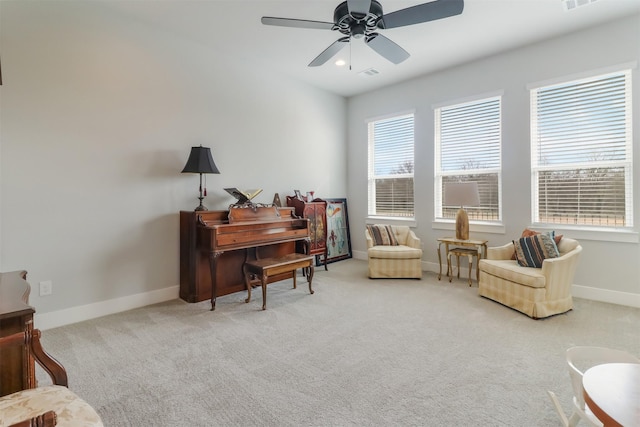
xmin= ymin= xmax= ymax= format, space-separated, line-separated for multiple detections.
xmin=531 ymin=70 xmax=632 ymax=227
xmin=368 ymin=114 xmax=414 ymax=217
xmin=435 ymin=97 xmax=502 ymax=221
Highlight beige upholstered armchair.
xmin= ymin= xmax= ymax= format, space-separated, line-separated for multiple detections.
xmin=365 ymin=225 xmax=423 ymax=279
xmin=478 ymin=237 xmax=582 ymax=319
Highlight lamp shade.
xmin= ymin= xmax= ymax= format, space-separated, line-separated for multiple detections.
xmin=444 ymin=182 xmax=480 ymax=207
xmin=444 ymin=181 xmax=479 ymax=241
xmin=181 ymin=146 xmax=220 ymax=174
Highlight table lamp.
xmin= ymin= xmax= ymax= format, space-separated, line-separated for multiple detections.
xmin=181 ymin=145 xmax=220 ymax=211
xmin=444 ymin=181 xmax=480 ymax=240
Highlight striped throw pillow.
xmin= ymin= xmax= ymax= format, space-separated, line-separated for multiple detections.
xmin=511 ymin=229 xmax=563 ymax=260
xmin=367 ymin=225 xmax=399 ymax=246
xmin=513 ymin=232 xmax=559 ymax=268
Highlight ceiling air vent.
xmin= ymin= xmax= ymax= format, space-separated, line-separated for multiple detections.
xmin=359 ymin=68 xmax=380 ymax=77
xmin=562 ymin=0 xmax=597 ymax=11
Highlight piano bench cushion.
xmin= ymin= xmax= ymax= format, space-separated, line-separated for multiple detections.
xmin=0 ymin=385 xmax=103 ymax=426
xmin=244 ymin=254 xmax=314 ymax=277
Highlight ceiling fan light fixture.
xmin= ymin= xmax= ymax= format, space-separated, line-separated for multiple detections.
xmin=351 ymin=23 xmax=366 ymax=39
xmin=335 ymin=59 xmax=347 ymax=66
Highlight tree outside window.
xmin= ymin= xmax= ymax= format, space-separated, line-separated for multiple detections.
xmin=368 ymin=114 xmax=415 ymax=218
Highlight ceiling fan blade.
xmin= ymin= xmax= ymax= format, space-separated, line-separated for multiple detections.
xmin=347 ymin=0 xmax=372 ymax=17
xmin=308 ymin=37 xmax=350 ymax=67
xmin=261 ymin=17 xmax=335 ymax=30
xmin=380 ymin=0 xmax=464 ymax=29
xmin=366 ymin=33 xmax=410 ymax=64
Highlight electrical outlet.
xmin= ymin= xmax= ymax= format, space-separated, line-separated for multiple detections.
xmin=39 ymin=280 xmax=53 ymax=296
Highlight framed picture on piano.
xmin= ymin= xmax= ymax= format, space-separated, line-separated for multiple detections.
xmin=318 ymin=198 xmax=352 ymax=265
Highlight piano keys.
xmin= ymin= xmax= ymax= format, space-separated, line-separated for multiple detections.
xmin=179 ymin=205 xmax=310 ymax=309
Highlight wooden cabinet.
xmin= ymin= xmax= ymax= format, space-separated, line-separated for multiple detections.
xmin=286 ymin=197 xmax=328 ymax=270
xmin=0 ymin=270 xmax=35 ymax=397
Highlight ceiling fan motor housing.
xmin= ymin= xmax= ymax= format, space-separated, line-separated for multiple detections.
xmin=334 ymin=0 xmax=384 ymax=38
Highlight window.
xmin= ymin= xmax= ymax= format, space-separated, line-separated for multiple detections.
xmin=530 ymin=70 xmax=633 ymax=227
xmin=435 ymin=96 xmax=502 ymax=222
xmin=367 ymin=113 xmax=414 ymax=218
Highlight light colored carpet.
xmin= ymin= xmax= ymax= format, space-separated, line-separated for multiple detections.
xmin=39 ymin=259 xmax=639 ymax=426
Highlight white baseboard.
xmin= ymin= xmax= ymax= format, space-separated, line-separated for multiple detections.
xmin=32 ymin=262 xmax=640 ymax=330
xmin=571 ymin=284 xmax=640 ymax=308
xmin=355 ymin=250 xmax=640 ymax=309
xmin=352 ymin=250 xmax=367 ymax=260
xmin=35 ymin=286 xmax=180 ymax=331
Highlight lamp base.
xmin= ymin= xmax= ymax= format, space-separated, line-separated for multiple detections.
xmin=194 ymin=197 xmax=208 ymax=211
xmin=455 ymin=208 xmax=469 ymax=240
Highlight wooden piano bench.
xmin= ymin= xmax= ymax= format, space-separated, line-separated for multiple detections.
xmin=243 ymin=253 xmax=314 ymax=310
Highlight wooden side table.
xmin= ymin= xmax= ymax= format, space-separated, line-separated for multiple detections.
xmin=437 ymin=237 xmax=488 ymax=286
xmin=447 ymin=247 xmax=479 ymax=286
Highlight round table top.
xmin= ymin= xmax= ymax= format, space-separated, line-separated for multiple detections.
xmin=582 ymin=362 xmax=640 ymax=427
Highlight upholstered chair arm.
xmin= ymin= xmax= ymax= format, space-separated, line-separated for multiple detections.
xmin=406 ymin=230 xmax=421 ymax=249
xmin=0 ymin=329 xmax=103 ymax=427
xmin=541 ymin=245 xmax=583 ymax=300
xmin=486 ymin=242 xmax=514 ymax=260
xmin=365 ymin=229 xmax=374 ymax=249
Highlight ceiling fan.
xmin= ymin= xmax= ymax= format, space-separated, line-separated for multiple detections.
xmin=261 ymin=0 xmax=464 ymax=67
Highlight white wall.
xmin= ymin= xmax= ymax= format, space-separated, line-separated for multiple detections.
xmin=347 ymin=14 xmax=640 ymax=305
xmin=0 ymin=1 xmax=347 ymax=325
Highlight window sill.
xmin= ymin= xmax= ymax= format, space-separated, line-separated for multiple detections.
xmin=366 ymin=217 xmax=417 ymax=228
xmin=432 ymin=220 xmax=505 ymax=235
xmin=529 ymin=224 xmax=639 ymax=243
xmin=432 ymin=220 xmax=638 ymax=243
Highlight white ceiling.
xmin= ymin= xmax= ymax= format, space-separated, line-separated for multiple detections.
xmin=101 ymin=0 xmax=640 ymax=97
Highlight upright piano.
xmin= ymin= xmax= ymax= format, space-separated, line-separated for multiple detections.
xmin=179 ymin=205 xmax=310 ymax=309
